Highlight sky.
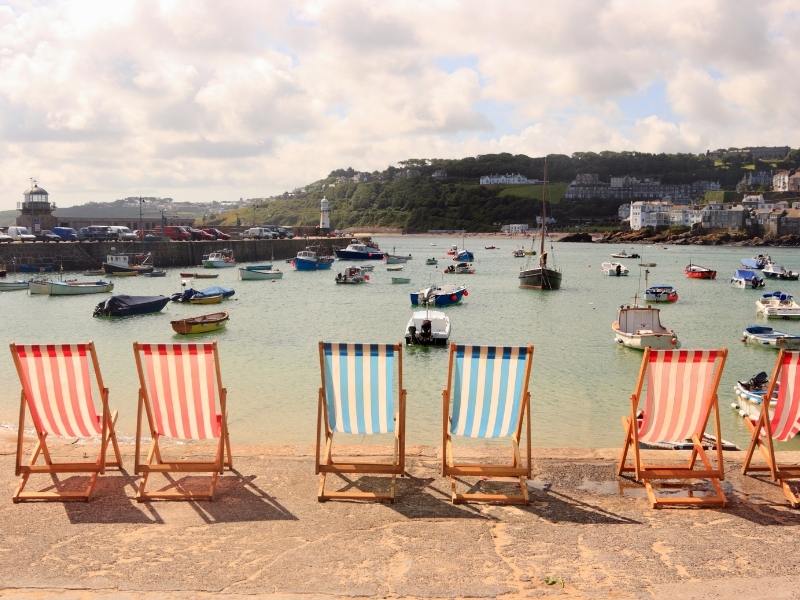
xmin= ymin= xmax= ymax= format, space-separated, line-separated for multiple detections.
xmin=1 ymin=0 xmax=799 ymax=208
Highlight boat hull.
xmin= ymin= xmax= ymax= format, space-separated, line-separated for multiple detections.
xmin=202 ymin=260 xmax=236 ymax=268
xmin=409 ymin=287 xmax=466 ymax=306
xmin=293 ymin=257 xmax=333 ymax=271
xmin=239 ymin=268 xmax=283 ymax=280
xmin=94 ymin=295 xmax=169 ymax=317
xmin=613 ymin=330 xmax=680 ymax=350
xmin=0 ymin=281 xmax=30 ymax=291
xmin=518 ymin=268 xmax=562 ymax=290
xmin=391 ymin=277 xmax=411 ymax=284
xmin=334 ymin=249 xmax=385 ymax=260
xmin=103 ymin=263 xmax=153 ymax=275
xmin=685 ymin=270 xmax=716 ymax=279
xmin=188 ymin=294 xmax=224 ymax=304
xmin=732 ymin=382 xmax=778 ymax=424
xmin=171 ymin=312 xmax=229 ymax=334
xmin=31 ymin=280 xmax=114 ymax=295
xmin=743 ymin=329 xmax=800 ymax=349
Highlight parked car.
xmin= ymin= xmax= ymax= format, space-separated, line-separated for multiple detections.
xmin=36 ymin=230 xmax=62 ymax=243
xmin=134 ymin=229 xmax=168 ymax=242
xmin=78 ymin=225 xmax=113 ymax=241
xmin=52 ymin=227 xmax=78 ymax=241
xmin=0 ymin=231 xmax=13 ymax=243
xmin=108 ymin=225 xmax=137 ymax=241
xmin=188 ymin=227 xmax=215 ymax=241
xmin=7 ymin=226 xmax=36 ymax=242
xmin=243 ymin=227 xmax=276 ymax=239
xmin=277 ymin=226 xmax=294 ymax=239
xmin=162 ymin=225 xmax=192 ymax=241
xmin=202 ymin=228 xmax=231 ymax=240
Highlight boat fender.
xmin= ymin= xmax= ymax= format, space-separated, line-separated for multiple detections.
xmin=463 ymin=290 xmax=469 ymax=297
xmin=450 ymin=294 xmax=458 ymax=301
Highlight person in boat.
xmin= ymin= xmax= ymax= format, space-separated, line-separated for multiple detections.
xmin=420 ymin=319 xmax=433 ymax=342
xmin=615 ymin=264 xmax=622 ymax=276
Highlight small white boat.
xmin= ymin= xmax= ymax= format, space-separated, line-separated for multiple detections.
xmin=385 ymin=255 xmax=409 ymax=265
xmin=239 ymin=268 xmax=283 ymax=280
xmin=387 ymin=265 xmax=404 ymax=272
xmin=756 ymin=291 xmax=800 ymax=319
xmin=601 ymin=262 xmax=629 ymax=277
xmin=335 ymin=266 xmax=368 ymax=284
xmin=732 ymin=269 xmax=765 ymax=289
xmin=359 ymin=264 xmax=375 ymax=272
xmin=512 ymin=248 xmax=525 ymax=258
xmin=612 ymin=306 xmax=679 ymax=350
xmin=0 ymin=280 xmax=30 ymax=291
xmin=202 ymin=250 xmax=236 ymax=268
xmin=404 ymin=308 xmax=451 ymax=346
xmin=645 ymin=285 xmax=678 ymax=303
xmin=732 ymin=373 xmax=778 ymax=423
xmin=742 ymin=325 xmax=800 ymax=349
xmin=30 ymin=279 xmax=114 ymax=295
xmin=610 ymin=250 xmax=640 ymax=259
xmin=762 ymin=262 xmax=799 ymax=280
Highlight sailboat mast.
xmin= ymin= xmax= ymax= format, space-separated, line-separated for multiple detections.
xmin=540 ymin=158 xmax=547 ymax=265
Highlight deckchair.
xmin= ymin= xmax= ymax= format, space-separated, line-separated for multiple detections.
xmin=742 ymin=350 xmax=800 ymax=507
xmin=618 ymin=348 xmax=728 ymax=508
xmin=10 ymin=342 xmax=122 ymax=502
xmin=442 ymin=344 xmax=534 ymax=504
xmin=132 ymin=342 xmax=232 ymax=501
xmin=316 ymin=342 xmax=406 ymax=502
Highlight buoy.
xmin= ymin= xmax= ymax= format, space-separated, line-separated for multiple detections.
xmin=463 ymin=290 xmax=469 ymax=297
xmin=450 ymin=294 xmax=458 ymax=301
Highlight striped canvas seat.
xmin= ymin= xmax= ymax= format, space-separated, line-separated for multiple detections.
xmin=321 ymin=342 xmax=396 ymax=435
xmin=638 ymin=349 xmax=721 ymax=443
xmin=767 ymin=351 xmax=800 ymax=442
xmin=449 ymin=345 xmax=531 ymax=438
xmin=135 ymin=343 xmax=222 ymax=440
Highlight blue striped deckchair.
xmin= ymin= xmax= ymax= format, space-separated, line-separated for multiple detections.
xmin=442 ymin=343 xmax=534 ymax=504
xmin=316 ymin=342 xmax=406 ymax=502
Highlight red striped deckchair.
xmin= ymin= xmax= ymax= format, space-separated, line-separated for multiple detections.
xmin=10 ymin=342 xmax=122 ymax=502
xmin=442 ymin=344 xmax=534 ymax=505
xmin=618 ymin=348 xmax=728 ymax=508
xmin=133 ymin=342 xmax=232 ymax=501
xmin=742 ymin=350 xmax=800 ymax=507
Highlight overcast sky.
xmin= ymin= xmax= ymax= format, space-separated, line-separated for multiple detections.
xmin=1 ymin=0 xmax=798 ymax=208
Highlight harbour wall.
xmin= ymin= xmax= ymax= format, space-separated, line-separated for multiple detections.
xmin=0 ymin=238 xmax=349 ymax=271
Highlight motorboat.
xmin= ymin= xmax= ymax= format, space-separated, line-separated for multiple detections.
xmin=171 ymin=311 xmax=229 ymax=335
xmin=601 ymin=262 xmax=629 ymax=277
xmin=484 ymin=245 xmax=497 ymax=250
xmin=446 ymin=244 xmax=458 ymax=256
xmin=732 ymin=372 xmax=778 ymax=422
xmin=755 ymin=291 xmax=800 ymax=319
xmin=762 ymin=262 xmax=799 ymax=280
xmin=335 ymin=266 xmax=368 ymax=284
xmin=93 ymin=295 xmax=169 ymax=317
xmin=334 ymin=241 xmax=385 ymax=260
xmin=179 ymin=272 xmax=219 ymax=279
xmin=684 ymin=263 xmax=716 ymax=279
xmin=409 ymin=284 xmax=467 ymax=307
xmin=171 ymin=286 xmax=235 ymax=303
xmin=202 ymin=249 xmax=236 ymax=268
xmin=293 ymin=249 xmax=334 ymax=271
xmin=612 ymin=305 xmax=680 ymax=350
xmin=102 ymin=252 xmax=154 ymax=275
xmin=29 ymin=279 xmax=114 ymax=295
xmin=0 ymin=280 xmax=30 ymax=291
xmin=732 ymin=269 xmax=765 ymax=289
xmin=453 ymin=249 xmax=474 ymax=262
xmin=391 ymin=277 xmax=411 ymax=284
xmin=741 ymin=254 xmax=771 ymax=270
xmin=405 ymin=309 xmax=451 ymax=346
xmin=425 ymin=258 xmax=438 ymax=265
xmin=610 ymin=250 xmax=641 ymax=259
xmin=742 ymin=325 xmax=800 ymax=349
xmin=512 ymin=248 xmax=525 ymax=258
xmin=239 ymin=267 xmax=283 ymax=280
xmin=444 ymin=262 xmax=475 ymax=275
xmin=645 ymin=285 xmax=678 ymax=303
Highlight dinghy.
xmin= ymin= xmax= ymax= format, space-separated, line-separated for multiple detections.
xmin=742 ymin=325 xmax=800 ymax=349
xmin=612 ymin=305 xmax=679 ymax=350
xmin=684 ymin=263 xmax=716 ymax=279
xmin=405 ymin=309 xmax=451 ymax=346
xmin=601 ymin=262 xmax=629 ymax=276
xmin=171 ymin=311 xmax=229 ymax=335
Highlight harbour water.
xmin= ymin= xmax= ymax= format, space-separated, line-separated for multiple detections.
xmin=3 ymin=236 xmax=800 ymax=450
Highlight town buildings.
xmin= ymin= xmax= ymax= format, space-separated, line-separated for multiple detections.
xmin=480 ymin=173 xmax=534 ymax=185
xmin=564 ymin=174 xmax=720 ymax=203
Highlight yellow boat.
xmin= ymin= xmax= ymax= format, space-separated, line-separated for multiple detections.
xmin=187 ymin=294 xmax=223 ymax=305
xmin=171 ymin=311 xmax=228 ymax=334
xmin=110 ymin=270 xmax=139 ymax=277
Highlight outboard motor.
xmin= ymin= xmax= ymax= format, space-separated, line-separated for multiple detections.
xmin=421 ymin=320 xmax=433 ymax=342
xmin=407 ymin=325 xmax=418 ymax=344
xmin=741 ymin=371 xmax=769 ymax=391
xmin=615 ymin=264 xmax=622 ymax=276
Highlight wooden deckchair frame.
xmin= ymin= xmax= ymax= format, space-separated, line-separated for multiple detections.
xmin=10 ymin=342 xmax=122 ymax=503
xmin=442 ymin=343 xmax=534 ymax=505
xmin=133 ymin=342 xmax=233 ymax=502
xmin=741 ymin=349 xmax=800 ymax=507
xmin=315 ymin=342 xmax=406 ymax=502
xmin=618 ymin=347 xmax=728 ymax=508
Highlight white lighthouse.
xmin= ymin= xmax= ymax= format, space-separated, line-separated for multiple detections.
xmin=319 ymin=196 xmax=331 ymax=230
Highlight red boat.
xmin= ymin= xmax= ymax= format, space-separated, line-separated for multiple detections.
xmin=684 ymin=263 xmax=716 ymax=279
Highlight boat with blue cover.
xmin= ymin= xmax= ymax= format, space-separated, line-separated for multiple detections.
xmin=409 ymin=284 xmax=467 ymax=307
xmin=731 ymin=269 xmax=765 ymax=289
xmin=453 ymin=249 xmax=474 ymax=262
xmin=741 ymin=254 xmax=771 ymax=270
xmin=93 ymin=295 xmax=169 ymax=317
xmin=334 ymin=240 xmax=385 ymax=260
xmin=293 ymin=249 xmax=334 ymax=271
xmin=171 ymin=286 xmax=235 ymax=302
xmin=742 ymin=325 xmax=800 ymax=349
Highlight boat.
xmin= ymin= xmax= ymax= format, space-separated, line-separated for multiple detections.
xmin=425 ymin=258 xmax=438 ymax=265
xmin=0 ymin=280 xmax=30 ymax=291
xmin=245 ymin=264 xmax=272 ymax=271
xmin=601 ymin=262 xmax=629 ymax=276
xmin=756 ymin=291 xmax=800 ymax=319
xmin=741 ymin=254 xmax=771 ymax=270
xmin=444 ymin=262 xmax=475 ymax=275
xmin=645 ymin=285 xmax=678 ymax=303
xmin=179 ymin=272 xmax=219 ymax=279
xmin=638 ymin=262 xmax=657 ymax=268
xmin=239 ymin=267 xmax=283 ymax=280
xmin=385 ymin=255 xmax=408 ymax=265
xmin=742 ymin=325 xmax=800 ymax=349
xmin=612 ymin=305 xmax=680 ymax=350
xmin=359 ymin=264 xmax=375 ymax=272
xmin=93 ymin=295 xmax=169 ymax=317
xmin=405 ymin=308 xmax=451 ymax=346
xmin=188 ymin=294 xmax=223 ymax=305
xmin=335 ymin=266 xmax=368 ymax=284
xmin=143 ymin=270 xmax=167 ymax=277
xmin=386 ymin=265 xmax=404 ymax=272
xmin=293 ymin=249 xmax=334 ymax=271
xmin=512 ymin=248 xmax=525 ymax=258
xmin=29 ymin=279 xmax=114 ymax=295
xmin=109 ymin=270 xmax=139 ymax=277
xmin=334 ymin=240 xmax=385 ymax=260
xmin=484 ymin=245 xmax=497 ymax=250
xmin=732 ymin=269 xmax=765 ymax=289
xmin=171 ymin=311 xmax=229 ymax=335
xmin=391 ymin=277 xmax=411 ymax=284
xmin=409 ymin=284 xmax=467 ymax=307
xmin=446 ymin=244 xmax=458 ymax=256
xmin=610 ymin=250 xmax=641 ymax=259
xmin=732 ymin=372 xmax=779 ymax=423
xmin=762 ymin=262 xmax=799 ymax=280
xmin=452 ymin=249 xmax=474 ymax=262
xmin=519 ymin=159 xmax=562 ymax=290
xmin=82 ymin=269 xmax=106 ymax=276
xmin=684 ymin=263 xmax=716 ymax=279
xmin=102 ymin=252 xmax=154 ymax=275
xmin=171 ymin=286 xmax=235 ymax=303
xmin=202 ymin=249 xmax=236 ymax=268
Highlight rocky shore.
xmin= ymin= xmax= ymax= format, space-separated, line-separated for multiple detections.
xmin=560 ymin=229 xmax=800 ymax=247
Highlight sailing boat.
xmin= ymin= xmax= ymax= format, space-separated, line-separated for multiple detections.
xmin=518 ymin=159 xmax=562 ymax=290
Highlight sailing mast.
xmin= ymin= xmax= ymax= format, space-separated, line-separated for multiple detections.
xmin=540 ymin=158 xmax=548 ymax=268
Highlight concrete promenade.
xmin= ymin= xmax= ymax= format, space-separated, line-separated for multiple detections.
xmin=2 ymin=439 xmax=800 ymax=599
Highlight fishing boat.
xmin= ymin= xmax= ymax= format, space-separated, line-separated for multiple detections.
xmin=188 ymin=294 xmax=223 ymax=305
xmin=202 ymin=249 xmax=236 ymax=268
xmin=742 ymin=325 xmax=800 ymax=349
xmin=334 ymin=240 xmax=385 ymax=260
xmin=335 ymin=266 xmax=368 ymax=284
xmin=732 ymin=372 xmax=778 ymax=423
xmin=102 ymin=252 xmax=154 ymax=275
xmin=409 ymin=284 xmax=467 ymax=307
xmin=645 ymin=284 xmax=678 ymax=303
xmin=171 ymin=311 xmax=229 ymax=335
xmin=762 ymin=262 xmax=799 ymax=280
xmin=391 ymin=277 xmax=411 ymax=284
xmin=386 ymin=265 xmax=404 ymax=272
xmin=601 ymin=262 xmax=629 ymax=276
xmin=732 ymin=269 xmax=765 ymax=289
xmin=741 ymin=254 xmax=771 ymax=270
xmin=756 ymin=291 xmax=800 ymax=319
xmin=179 ymin=272 xmax=219 ymax=279
xmin=519 ymin=160 xmax=562 ymax=290
xmin=512 ymin=248 xmax=525 ymax=258
xmin=684 ymin=263 xmax=716 ymax=279
xmin=239 ymin=267 xmax=283 ymax=280
xmin=143 ymin=270 xmax=167 ymax=277
xmin=444 ymin=262 xmax=475 ymax=275
xmin=610 ymin=249 xmax=641 ymax=259
xmin=29 ymin=279 xmax=114 ymax=295
xmin=293 ymin=249 xmax=334 ymax=271
xmin=0 ymin=280 xmax=30 ymax=291
xmin=425 ymin=258 xmax=438 ymax=265
xmin=93 ymin=295 xmax=169 ymax=317
xmin=405 ymin=307 xmax=451 ymax=346
xmin=612 ymin=305 xmax=680 ymax=350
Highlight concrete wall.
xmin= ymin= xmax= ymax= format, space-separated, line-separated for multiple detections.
xmin=0 ymin=238 xmax=348 ymax=270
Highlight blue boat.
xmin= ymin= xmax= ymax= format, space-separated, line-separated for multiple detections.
xmin=454 ymin=250 xmax=474 ymax=262
xmin=732 ymin=269 xmax=765 ymax=289
xmin=93 ymin=295 xmax=169 ymax=317
xmin=410 ymin=285 xmax=468 ymax=307
xmin=334 ymin=241 xmax=385 ymax=260
xmin=741 ymin=254 xmax=771 ymax=269
xmin=293 ymin=249 xmax=334 ymax=271
xmin=171 ymin=286 xmax=235 ymax=303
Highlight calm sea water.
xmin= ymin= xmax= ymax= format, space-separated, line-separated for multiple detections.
xmin=3 ymin=236 xmax=800 ymax=450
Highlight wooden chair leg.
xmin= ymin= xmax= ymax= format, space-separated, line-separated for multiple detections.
xmin=618 ymin=416 xmax=635 ymax=476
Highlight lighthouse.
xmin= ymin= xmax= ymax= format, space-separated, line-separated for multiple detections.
xmin=319 ymin=196 xmax=331 ymax=231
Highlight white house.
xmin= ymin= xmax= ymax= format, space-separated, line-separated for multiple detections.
xmin=480 ymin=173 xmax=531 ymax=185
xmin=501 ymin=223 xmax=530 ymax=234
xmin=774 ymin=170 xmax=790 ymax=192
xmin=629 ymin=201 xmax=673 ymax=230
